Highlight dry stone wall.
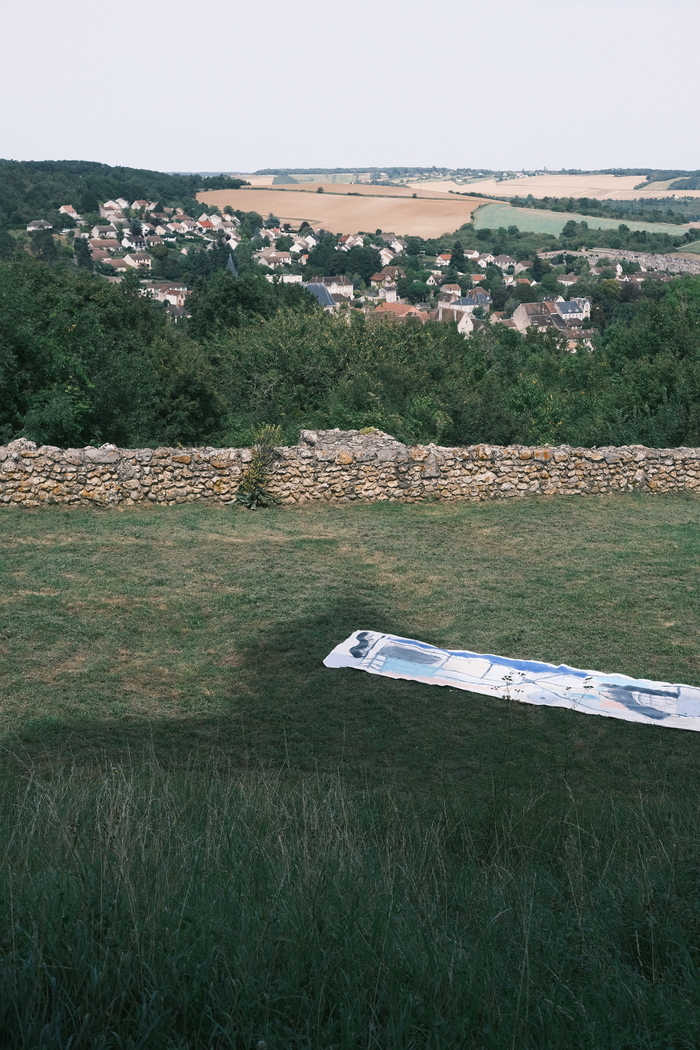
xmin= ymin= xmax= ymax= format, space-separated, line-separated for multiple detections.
xmin=1 ymin=429 xmax=700 ymax=509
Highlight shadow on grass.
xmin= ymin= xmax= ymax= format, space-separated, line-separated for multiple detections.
xmin=5 ymin=593 xmax=412 ymax=774
xmin=6 ymin=589 xmax=700 ymax=806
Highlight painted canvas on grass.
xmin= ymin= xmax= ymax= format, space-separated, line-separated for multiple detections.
xmin=324 ymin=631 xmax=700 ymax=731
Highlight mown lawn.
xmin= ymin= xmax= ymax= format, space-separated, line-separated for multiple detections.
xmin=2 ymin=494 xmax=700 ymax=1048
xmin=2 ymin=494 xmax=700 ymax=796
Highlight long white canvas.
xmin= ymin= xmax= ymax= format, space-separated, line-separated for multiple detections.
xmin=324 ymin=631 xmax=700 ymax=731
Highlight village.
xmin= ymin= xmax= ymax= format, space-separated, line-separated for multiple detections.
xmin=25 ymin=195 xmax=700 ymax=346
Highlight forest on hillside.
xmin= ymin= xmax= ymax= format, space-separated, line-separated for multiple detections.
xmin=0 ymin=159 xmax=247 ymax=228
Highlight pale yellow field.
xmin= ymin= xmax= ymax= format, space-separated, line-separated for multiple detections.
xmin=409 ymin=174 xmax=700 ymax=201
xmin=197 ymin=185 xmax=487 ymax=237
xmin=235 ymin=174 xmax=276 ymax=187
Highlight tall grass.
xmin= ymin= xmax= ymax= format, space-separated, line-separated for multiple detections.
xmin=2 ymin=762 xmax=700 ymax=1048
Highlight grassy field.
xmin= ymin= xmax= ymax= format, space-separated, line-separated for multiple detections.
xmin=3 ymin=495 xmax=700 ymax=1047
xmin=473 ymin=201 xmax=688 ymax=237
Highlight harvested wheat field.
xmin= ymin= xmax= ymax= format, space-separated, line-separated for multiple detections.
xmin=410 ymin=173 xmax=700 ymax=201
xmin=234 ymin=174 xmax=276 ymax=187
xmin=197 ymin=184 xmax=487 ymax=237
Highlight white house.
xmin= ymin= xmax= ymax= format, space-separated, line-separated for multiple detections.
xmin=121 ymin=233 xmax=146 ymax=250
xmin=99 ymin=199 xmax=129 ymax=220
xmin=437 ymin=304 xmax=474 ymax=336
xmin=124 ymin=252 xmax=153 ymax=270
xmin=442 ymin=291 xmax=492 ymax=316
xmin=512 ymin=302 xmax=559 ymax=334
xmin=554 ymin=298 xmax=591 ymax=323
xmin=59 ymin=205 xmax=83 ymax=223
xmin=220 ymin=223 xmax=241 ymax=244
xmin=511 ymin=299 xmax=590 ymax=333
xmin=380 ymin=235 xmax=406 ymax=253
xmin=253 ymin=248 xmax=292 ymax=268
xmin=338 ymin=233 xmax=365 ymax=250
xmin=265 ymin=273 xmax=303 ymax=284
xmin=141 ymin=282 xmax=188 ymax=307
xmin=370 ymin=266 xmax=406 ymax=288
xmin=89 ymin=238 xmax=122 ymax=253
xmin=307 ymin=275 xmax=354 ymax=299
xmin=91 ymin=224 xmax=119 ymax=239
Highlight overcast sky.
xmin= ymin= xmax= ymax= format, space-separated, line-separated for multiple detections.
xmin=1 ymin=0 xmax=697 ymax=173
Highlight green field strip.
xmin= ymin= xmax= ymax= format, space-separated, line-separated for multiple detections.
xmin=473 ymin=202 xmax=688 ymax=237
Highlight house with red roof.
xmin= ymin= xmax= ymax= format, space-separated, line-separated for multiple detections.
xmin=373 ymin=302 xmax=428 ymax=323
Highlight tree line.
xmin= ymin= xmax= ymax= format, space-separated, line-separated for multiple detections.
xmin=511 ymin=195 xmax=700 ymax=227
xmin=3 ymin=255 xmax=700 ymax=452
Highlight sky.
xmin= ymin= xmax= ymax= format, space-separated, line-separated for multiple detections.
xmin=1 ymin=0 xmax=698 ymax=173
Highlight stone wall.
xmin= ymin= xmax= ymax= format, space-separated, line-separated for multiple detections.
xmin=2 ymin=429 xmax=700 ymax=509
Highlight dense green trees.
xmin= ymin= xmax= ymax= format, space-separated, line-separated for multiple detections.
xmin=73 ymin=236 xmax=93 ymax=271
xmin=0 ymin=262 xmax=223 ymax=447
xmin=410 ymin=218 xmax=694 ymax=271
xmin=186 ymin=270 xmax=317 ymax=339
xmin=3 ymin=256 xmax=700 ymax=451
xmin=0 ymin=159 xmax=247 ymax=228
xmin=0 ymin=229 xmax=15 ymax=260
xmin=29 ymin=229 xmax=60 ymax=263
xmin=306 ymin=236 xmax=381 ymax=284
xmin=397 ymin=278 xmax=431 ymax=304
xmin=450 ymin=240 xmax=465 ymax=272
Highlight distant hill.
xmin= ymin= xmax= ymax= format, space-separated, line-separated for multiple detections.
xmin=668 ymin=177 xmax=700 ymax=191
xmin=0 ymin=160 xmax=247 ymax=226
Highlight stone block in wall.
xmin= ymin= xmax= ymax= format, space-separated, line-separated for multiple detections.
xmin=423 ymin=453 xmax=441 ymax=478
xmin=84 ymin=445 xmax=121 ymax=464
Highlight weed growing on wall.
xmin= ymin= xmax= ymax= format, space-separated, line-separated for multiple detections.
xmin=235 ymin=425 xmax=283 ymax=509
